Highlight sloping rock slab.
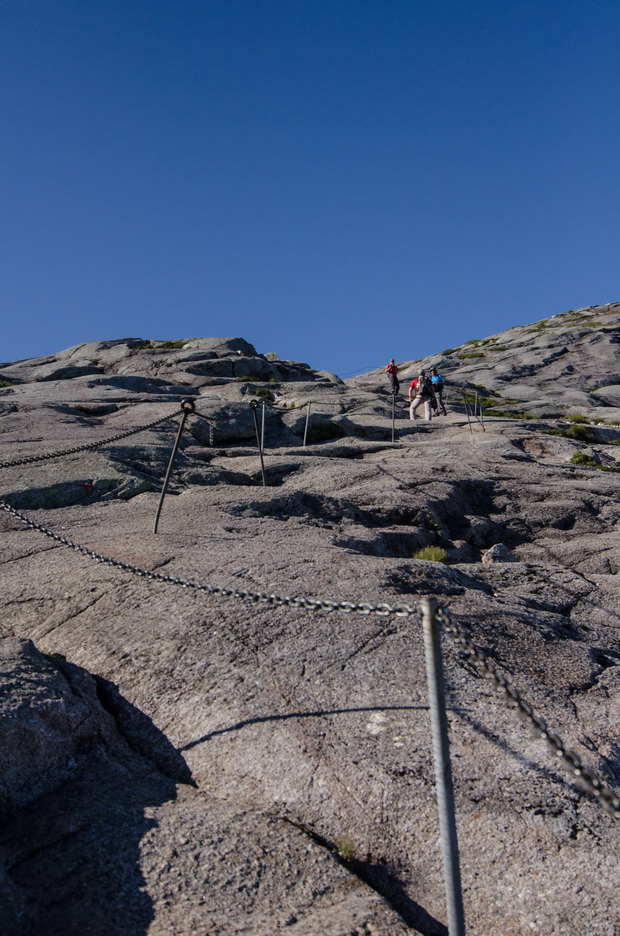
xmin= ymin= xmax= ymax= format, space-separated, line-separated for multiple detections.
xmin=0 ymin=638 xmax=120 ymax=818
xmin=0 ymin=640 xmax=412 ymax=936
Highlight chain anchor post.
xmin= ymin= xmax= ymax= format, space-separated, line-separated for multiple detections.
xmin=250 ymin=401 xmax=266 ymax=487
xmin=153 ymin=399 xmax=195 ymax=534
xmin=303 ymin=401 xmax=312 ymax=448
xmin=261 ymin=401 xmax=266 ymax=453
xmin=421 ymin=596 xmax=466 ymax=936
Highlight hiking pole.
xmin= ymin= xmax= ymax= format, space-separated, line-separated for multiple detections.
xmin=250 ymin=401 xmax=267 ymax=486
xmin=421 ymin=596 xmax=466 ymax=936
xmin=153 ymin=399 xmax=195 ymax=534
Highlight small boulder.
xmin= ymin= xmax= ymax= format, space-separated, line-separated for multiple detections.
xmin=482 ymin=543 xmax=518 ymax=563
xmin=464 ymin=515 xmax=498 ymax=546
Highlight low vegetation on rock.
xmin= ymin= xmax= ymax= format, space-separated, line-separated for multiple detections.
xmin=412 ymin=545 xmax=449 ymax=563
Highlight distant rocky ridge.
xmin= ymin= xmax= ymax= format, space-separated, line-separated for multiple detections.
xmin=1 ymin=304 xmax=620 ymax=935
xmin=352 ymin=301 xmax=620 ymax=417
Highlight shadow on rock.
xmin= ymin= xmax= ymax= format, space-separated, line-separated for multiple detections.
xmin=0 ymin=652 xmax=194 ymax=936
xmin=180 ymin=703 xmax=430 ymax=751
xmin=94 ymin=675 xmax=196 ymax=786
xmin=287 ymin=819 xmax=449 ymax=936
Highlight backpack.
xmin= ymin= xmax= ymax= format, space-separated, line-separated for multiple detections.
xmin=416 ymin=375 xmax=431 ymax=397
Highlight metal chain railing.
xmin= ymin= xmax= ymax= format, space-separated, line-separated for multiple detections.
xmin=1 ymin=403 xmax=619 ymax=821
xmin=190 ymin=411 xmax=216 ymax=446
xmin=436 ymin=606 xmax=620 ymax=818
xmin=449 ymin=388 xmax=485 ymax=433
xmin=0 ymin=407 xmax=184 ymax=469
xmin=0 ymin=500 xmax=418 ymax=618
xmin=1 ymin=497 xmax=619 ymax=818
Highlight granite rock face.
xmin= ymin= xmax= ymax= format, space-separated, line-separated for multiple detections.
xmin=352 ymin=301 xmax=620 ymax=420
xmin=1 ymin=308 xmax=620 ymax=935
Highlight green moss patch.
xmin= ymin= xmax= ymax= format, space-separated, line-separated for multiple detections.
xmin=569 ymin=451 xmax=615 ymax=471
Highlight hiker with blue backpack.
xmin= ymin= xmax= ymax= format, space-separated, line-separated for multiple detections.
xmin=429 ymin=367 xmax=447 ymax=415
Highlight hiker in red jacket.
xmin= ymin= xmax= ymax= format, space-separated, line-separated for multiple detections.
xmin=409 ymin=369 xmax=435 ymax=421
xmin=385 ymin=359 xmax=400 ymax=394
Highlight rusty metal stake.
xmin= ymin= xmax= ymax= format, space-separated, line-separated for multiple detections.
xmin=463 ymin=395 xmax=473 ymax=435
xmin=250 ymin=401 xmax=266 ymax=486
xmin=421 ymin=596 xmax=466 ymax=936
xmin=261 ymin=401 xmax=266 ymax=452
xmin=153 ymin=399 xmax=195 ymax=534
xmin=303 ymin=401 xmax=312 ymax=448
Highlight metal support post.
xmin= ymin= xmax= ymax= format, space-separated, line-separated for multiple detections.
xmin=250 ymin=401 xmax=266 ymax=486
xmin=391 ymin=390 xmax=396 ymax=442
xmin=153 ymin=399 xmax=195 ymax=534
xmin=261 ymin=401 xmax=266 ymax=453
xmin=463 ymin=395 xmax=473 ymax=435
xmin=470 ymin=392 xmax=485 ymax=432
xmin=303 ymin=402 xmax=312 ymax=448
xmin=421 ymin=596 xmax=466 ymax=936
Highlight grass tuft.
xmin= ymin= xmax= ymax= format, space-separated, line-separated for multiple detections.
xmin=413 ymin=546 xmax=449 ymax=563
xmin=336 ymin=838 xmax=357 ymax=861
xmin=157 ymin=339 xmax=186 ymax=349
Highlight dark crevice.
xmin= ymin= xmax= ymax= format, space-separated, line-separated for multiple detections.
xmin=568 ymin=648 xmax=620 ymax=695
xmin=282 ymin=818 xmax=448 ymax=935
xmin=591 ymin=648 xmax=620 ymax=672
xmin=335 ymin=530 xmax=437 ymax=558
xmin=94 ymin=676 xmax=196 ymax=787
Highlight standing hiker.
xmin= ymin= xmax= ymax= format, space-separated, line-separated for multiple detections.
xmin=385 ymin=359 xmax=400 ymax=394
xmin=429 ymin=367 xmax=447 ymax=415
xmin=409 ymin=369 xmax=435 ymax=421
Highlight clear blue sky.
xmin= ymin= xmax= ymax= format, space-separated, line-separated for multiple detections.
xmin=3 ymin=1 xmax=619 ymax=376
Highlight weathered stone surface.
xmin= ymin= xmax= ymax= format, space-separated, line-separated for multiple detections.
xmin=2 ymin=311 xmax=620 ymax=934
xmin=0 ymin=642 xmax=409 ymax=936
xmin=0 ymin=638 xmax=117 ymax=818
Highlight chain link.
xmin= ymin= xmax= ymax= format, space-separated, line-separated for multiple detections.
xmin=0 ymin=501 xmax=419 ymax=619
xmin=190 ymin=411 xmax=216 ymax=447
xmin=436 ymin=607 xmax=620 ymax=819
xmin=0 ymin=407 xmax=183 ymax=469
